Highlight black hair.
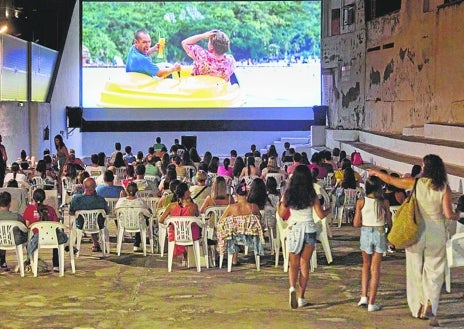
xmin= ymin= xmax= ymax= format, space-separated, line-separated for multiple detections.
xmin=33 ymin=188 xmax=50 ymax=221
xmin=0 ymin=191 xmax=11 ymax=207
xmin=283 ymin=165 xmax=316 ymax=209
xmin=247 ymin=178 xmax=267 ymax=210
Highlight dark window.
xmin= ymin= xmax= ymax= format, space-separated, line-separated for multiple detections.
xmin=331 ymin=8 xmax=341 ymax=35
xmin=365 ymin=0 xmax=401 ymax=21
xmin=343 ymin=4 xmax=355 ymax=26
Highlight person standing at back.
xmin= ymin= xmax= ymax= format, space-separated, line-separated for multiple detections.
xmin=153 ymin=137 xmax=166 ymax=158
xmin=368 ymin=154 xmax=460 ymax=327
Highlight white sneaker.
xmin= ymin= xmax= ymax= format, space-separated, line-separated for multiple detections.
xmin=368 ymin=304 xmax=382 ymax=312
xmin=298 ymin=298 xmax=309 ymax=308
xmin=289 ymin=287 xmax=298 ymax=309
xmin=357 ymin=296 xmax=368 ymax=307
xmin=133 ymin=246 xmax=142 ymax=252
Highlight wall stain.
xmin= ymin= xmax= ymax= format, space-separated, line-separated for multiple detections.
xmin=342 ymin=82 xmax=360 ymax=108
xmin=399 ymin=48 xmax=407 ymax=61
xmin=407 ymin=49 xmax=415 ymax=64
xmin=383 ymin=60 xmax=394 ymax=81
xmin=418 ymin=64 xmax=423 ymax=71
xmin=370 ymin=68 xmax=381 ymax=85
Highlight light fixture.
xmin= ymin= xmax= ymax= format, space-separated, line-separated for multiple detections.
xmin=0 ymin=23 xmax=7 ymax=34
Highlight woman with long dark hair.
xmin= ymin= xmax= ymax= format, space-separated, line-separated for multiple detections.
xmin=54 ymin=134 xmax=68 ymax=173
xmin=368 ymin=154 xmax=459 ymax=326
xmin=278 ymin=165 xmax=328 ymax=309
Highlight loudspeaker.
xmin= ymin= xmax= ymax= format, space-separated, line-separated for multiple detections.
xmin=181 ymin=135 xmax=197 ymax=151
xmin=66 ymin=106 xmax=83 ymax=128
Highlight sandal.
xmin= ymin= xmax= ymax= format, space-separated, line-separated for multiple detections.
xmin=416 ymin=304 xmax=429 ymax=320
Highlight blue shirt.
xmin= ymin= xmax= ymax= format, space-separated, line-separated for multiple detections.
xmin=69 ymin=194 xmax=109 ymax=215
xmin=125 ymin=45 xmax=160 ymax=77
xmin=96 ymin=185 xmax=124 ymax=199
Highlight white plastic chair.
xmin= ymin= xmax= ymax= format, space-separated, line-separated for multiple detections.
xmin=183 ymin=165 xmax=197 ymax=181
xmin=0 ymin=220 xmax=28 ymax=277
xmin=335 ymin=188 xmax=358 ymax=227
xmin=165 ymin=216 xmax=206 ymax=272
xmin=115 ymin=207 xmax=149 ymax=256
xmin=202 ymin=206 xmax=228 ymax=267
xmin=275 ymin=211 xmax=289 ymax=271
xmin=156 ymin=208 xmax=168 ymax=257
xmin=29 ymin=221 xmax=74 ymax=277
xmin=114 ymin=167 xmax=126 ymax=180
xmin=445 ymin=222 xmax=464 ymax=293
xmin=69 ymin=209 xmax=107 ymax=258
xmin=314 ymin=217 xmax=333 ymax=265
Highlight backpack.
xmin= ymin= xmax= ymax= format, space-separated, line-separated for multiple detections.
xmin=351 ymin=151 xmax=363 ymax=165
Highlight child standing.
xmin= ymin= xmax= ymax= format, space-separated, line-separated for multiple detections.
xmin=353 ymin=176 xmax=392 ymax=311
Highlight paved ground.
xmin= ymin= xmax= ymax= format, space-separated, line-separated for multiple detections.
xmin=1 ymin=224 xmax=463 ymax=329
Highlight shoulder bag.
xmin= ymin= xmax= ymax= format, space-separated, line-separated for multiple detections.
xmin=387 ymin=178 xmax=421 ymax=249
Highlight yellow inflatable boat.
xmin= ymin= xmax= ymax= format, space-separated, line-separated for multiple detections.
xmin=98 ymin=71 xmax=242 ymax=108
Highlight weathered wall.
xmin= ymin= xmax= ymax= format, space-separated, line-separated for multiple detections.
xmin=322 ymin=0 xmax=464 ymax=133
xmin=321 ymin=0 xmax=366 ymax=129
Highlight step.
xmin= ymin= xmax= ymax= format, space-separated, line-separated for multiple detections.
xmin=337 ymin=139 xmax=464 ymax=193
xmin=424 ymin=122 xmax=464 ymax=142
xmin=358 ymin=131 xmax=464 ymax=168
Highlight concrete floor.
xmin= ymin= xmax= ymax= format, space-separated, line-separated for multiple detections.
xmin=1 ymin=224 xmax=463 ymax=329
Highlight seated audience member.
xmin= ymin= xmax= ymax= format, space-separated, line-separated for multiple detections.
xmin=153 ymin=137 xmax=166 ymax=157
xmin=18 ymin=149 xmax=30 ymax=170
xmin=115 ymin=182 xmax=152 ymax=252
xmin=266 ymin=145 xmax=280 ymax=167
xmin=156 ymin=179 xmax=181 ymax=211
xmin=132 ymin=164 xmax=157 ymax=192
xmin=286 ymin=153 xmax=302 ymax=175
xmin=239 ymin=156 xmax=261 ymax=180
xmin=218 ymin=158 xmax=233 ymax=178
xmin=308 ymin=152 xmax=329 ymax=179
xmin=321 ymin=150 xmax=337 ymax=172
xmin=69 ymin=178 xmax=109 ymax=252
xmin=190 ymin=170 xmax=211 ymax=207
xmin=97 ymin=152 xmax=108 ymax=168
xmin=217 ymin=179 xmax=263 ymax=266
xmin=171 ymin=155 xmax=187 ymax=179
xmin=281 ymin=142 xmax=292 ymax=162
xmin=337 ymin=150 xmax=347 ymax=169
xmin=29 ymin=159 xmax=56 ymax=187
xmin=259 ymin=154 xmax=269 ymax=171
xmin=181 ymin=151 xmax=195 ymax=168
xmin=85 ymin=153 xmax=106 ymax=177
xmin=334 ymin=158 xmax=362 ymax=185
xmin=208 ymin=156 xmax=220 ymax=175
xmin=109 ymin=142 xmax=122 ymax=165
xmin=232 ymin=156 xmax=245 ymax=182
xmin=3 ymin=162 xmax=30 ymax=189
xmin=71 ymin=171 xmax=90 ymax=195
xmin=157 ymin=164 xmax=177 ymax=197
xmin=200 ymin=176 xmax=235 ymax=213
xmin=229 ymin=149 xmax=238 ymax=167
xmin=123 ymin=145 xmax=136 ymax=165
xmin=158 ymin=182 xmax=200 ymax=266
xmin=144 ymin=154 xmax=162 ymax=178
xmin=300 ymin=152 xmax=310 ymax=165
xmin=202 ymin=151 xmax=213 ymax=168
xmin=244 ymin=144 xmax=257 ymax=158
xmin=0 ymin=191 xmax=27 ymax=271
xmin=135 ymin=151 xmax=144 ymax=166
xmin=264 ymin=176 xmax=281 ymax=231
xmin=96 ymin=170 xmax=124 ymax=199
xmin=68 ymin=149 xmax=86 ymax=170
xmin=189 ymin=147 xmax=202 ymax=166
xmin=43 ymin=154 xmax=58 ymax=181
xmin=23 ymin=188 xmax=64 ymax=272
xmin=332 ymin=147 xmax=341 ymax=164
xmin=261 ymin=156 xmax=286 ymax=181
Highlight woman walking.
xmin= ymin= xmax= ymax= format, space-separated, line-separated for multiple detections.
xmin=368 ymin=154 xmax=459 ymax=326
xmin=278 ymin=165 xmax=329 ymax=309
xmin=353 ymin=176 xmax=392 ymax=312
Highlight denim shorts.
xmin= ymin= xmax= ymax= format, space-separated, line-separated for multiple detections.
xmin=303 ymin=232 xmax=317 ymax=246
xmin=360 ymin=226 xmax=387 ymax=254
